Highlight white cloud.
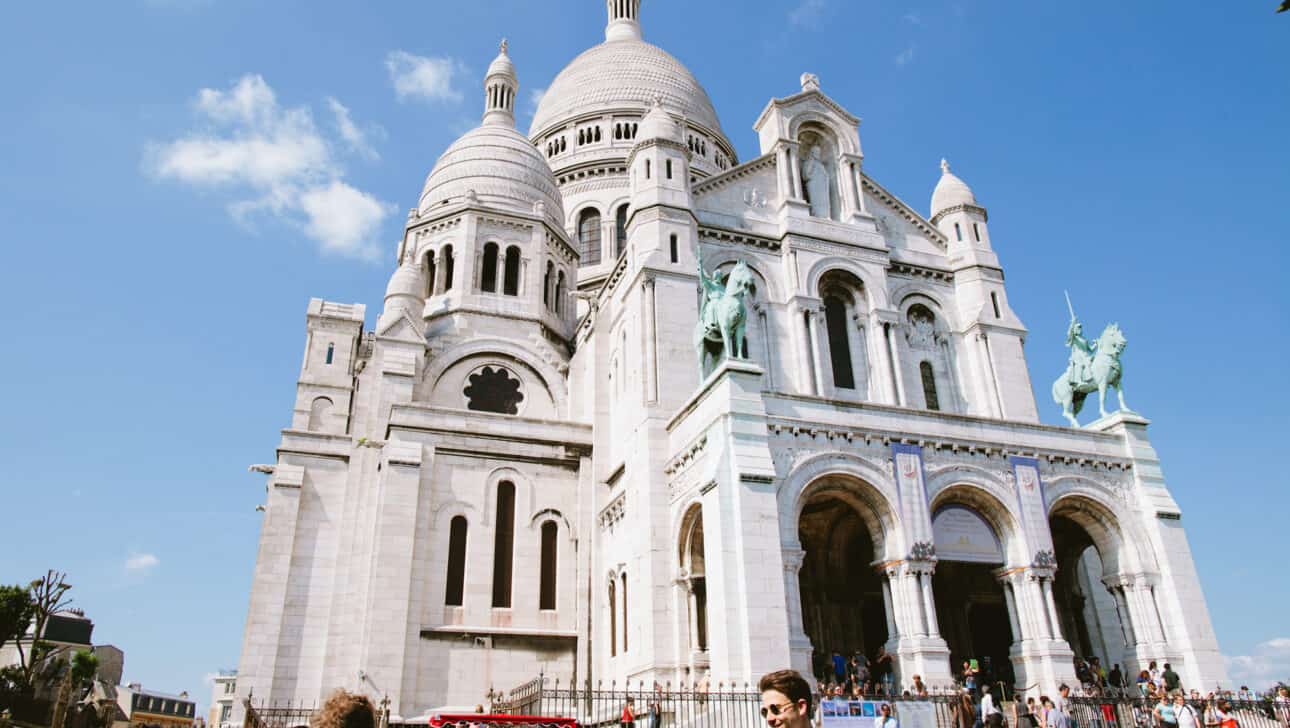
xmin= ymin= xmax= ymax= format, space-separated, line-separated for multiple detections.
xmin=327 ymin=97 xmax=382 ymax=161
xmin=299 ymin=181 xmax=392 ymax=260
xmin=386 ymin=50 xmax=465 ymax=104
xmin=125 ymin=553 xmax=159 ymax=572
xmin=528 ymin=87 xmax=547 ymax=117
xmin=895 ymin=45 xmax=916 ymax=66
xmin=1225 ymin=637 xmax=1290 ymax=690
xmin=146 ymin=74 xmax=393 ymax=259
xmin=789 ymin=0 xmax=826 ymax=27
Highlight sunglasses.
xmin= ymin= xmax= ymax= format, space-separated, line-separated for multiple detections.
xmin=760 ymin=702 xmax=796 ymax=718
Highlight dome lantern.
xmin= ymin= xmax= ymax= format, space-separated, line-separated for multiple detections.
xmin=605 ymin=0 xmax=642 ymax=42
xmin=482 ymin=38 xmax=517 ymax=127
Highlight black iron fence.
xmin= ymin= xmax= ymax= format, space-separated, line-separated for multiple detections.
xmin=489 ymin=677 xmax=1290 ymax=728
xmin=244 ymin=698 xmax=318 ymax=728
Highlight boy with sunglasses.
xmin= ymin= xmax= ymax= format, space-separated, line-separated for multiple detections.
xmin=758 ymin=670 xmax=813 ymax=728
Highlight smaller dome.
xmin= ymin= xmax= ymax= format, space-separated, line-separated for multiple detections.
xmin=419 ymin=125 xmax=563 ymax=229
xmin=637 ymin=97 xmax=680 ymax=143
xmin=385 ymin=258 xmax=423 ymax=300
xmin=930 ymin=158 xmax=978 ymax=218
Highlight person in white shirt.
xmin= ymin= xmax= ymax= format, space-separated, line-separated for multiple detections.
xmin=1175 ymin=692 xmax=1201 ymax=728
xmin=982 ymin=689 xmax=1003 ymax=728
xmin=876 ymin=703 xmax=899 ymax=728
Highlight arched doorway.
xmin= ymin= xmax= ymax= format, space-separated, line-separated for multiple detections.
xmin=678 ymin=505 xmax=710 ymax=672
xmin=1048 ymin=495 xmax=1138 ymax=670
xmin=796 ymin=476 xmax=892 ymax=683
xmin=930 ymin=489 xmax=1018 ymax=689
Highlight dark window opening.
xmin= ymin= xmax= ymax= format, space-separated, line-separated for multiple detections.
xmin=645 ymin=159 xmax=651 ymax=179
xmin=920 ymin=361 xmax=941 ymax=411
xmin=620 ymin=572 xmax=628 ymax=652
xmin=665 ymin=159 xmax=673 ymax=179
xmin=824 ymin=296 xmax=855 ymax=389
xmin=973 ymin=223 xmax=981 ymax=242
xmin=669 ymin=234 xmax=678 ymax=263
xmin=445 ymin=516 xmax=467 ymax=606
xmin=325 ymin=343 xmax=334 ymax=365
xmin=954 ymin=223 xmax=963 ymax=242
xmin=491 ymin=481 xmax=516 ymax=608
xmin=615 ymin=204 xmax=628 ymax=258
xmin=555 ymin=271 xmax=566 ymax=315
xmin=543 ymin=262 xmax=553 ymax=307
xmin=578 ymin=208 xmax=602 ymax=267
xmin=464 ymin=366 xmax=524 ymax=415
xmin=481 ymin=242 xmax=499 ymax=292
xmin=503 ymin=246 xmax=521 ymax=296
xmin=539 ymin=521 xmax=558 ymax=610
xmin=608 ymin=580 xmax=617 ymax=656
xmin=991 ymin=292 xmax=1001 ymax=319
xmin=443 ymin=245 xmax=455 ymax=291
xmin=425 ymin=256 xmax=436 ymax=297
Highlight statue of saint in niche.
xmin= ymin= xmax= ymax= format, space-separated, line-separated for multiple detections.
xmin=801 ymin=146 xmax=834 ymax=219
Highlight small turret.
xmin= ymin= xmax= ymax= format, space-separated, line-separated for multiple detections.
xmin=378 ymin=256 xmax=426 ymax=333
xmin=628 ymin=97 xmax=691 ymax=211
xmin=605 ymin=0 xmax=642 ymax=42
xmin=482 ymin=39 xmax=517 ymax=127
xmin=930 ymin=158 xmax=990 ymax=252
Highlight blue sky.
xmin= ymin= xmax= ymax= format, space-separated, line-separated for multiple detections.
xmin=1 ymin=0 xmax=1287 ymax=711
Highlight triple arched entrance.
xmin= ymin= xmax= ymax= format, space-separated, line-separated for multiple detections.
xmin=792 ymin=472 xmax=1142 ymax=687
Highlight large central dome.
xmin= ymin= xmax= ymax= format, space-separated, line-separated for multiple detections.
xmin=529 ymin=38 xmax=726 ymax=139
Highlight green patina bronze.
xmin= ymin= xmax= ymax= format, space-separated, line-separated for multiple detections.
xmin=1052 ymin=292 xmax=1130 ymax=426
xmin=693 ymin=256 xmax=756 ymax=378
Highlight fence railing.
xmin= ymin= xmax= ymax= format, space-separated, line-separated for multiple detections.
xmin=244 ymin=698 xmax=318 ymax=728
xmin=489 ymin=677 xmax=1290 ymax=728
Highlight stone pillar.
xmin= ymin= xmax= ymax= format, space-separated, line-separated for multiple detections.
xmin=866 ymin=313 xmax=895 ymax=405
xmin=808 ymin=308 xmax=830 ymax=396
xmin=919 ymin=570 xmax=940 ymax=637
xmin=783 ymin=548 xmax=814 ymax=679
xmin=1042 ymin=579 xmax=1064 ymax=641
xmin=787 ymin=143 xmax=804 ymax=200
xmin=1106 ymin=580 xmax=1140 ymax=646
xmin=1030 ymin=577 xmax=1053 ymax=640
xmin=802 ymin=307 xmax=823 ymax=395
xmin=852 ymin=316 xmax=871 ymax=400
xmin=881 ymin=577 xmax=899 ymax=639
xmin=643 ymin=276 xmax=659 ymax=403
xmin=1002 ymin=579 xmax=1024 ymax=641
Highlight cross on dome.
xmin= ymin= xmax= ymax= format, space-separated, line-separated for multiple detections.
xmin=483 ymin=39 xmax=518 ymax=126
xmin=941 ymin=158 xmax=951 ymax=175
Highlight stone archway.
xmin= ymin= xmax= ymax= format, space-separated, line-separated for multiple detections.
xmin=929 ymin=486 xmax=1022 ymax=689
xmin=1048 ymin=494 xmax=1150 ymax=674
xmin=678 ymin=503 xmax=710 ymax=667
xmin=795 ymin=474 xmax=896 ymax=684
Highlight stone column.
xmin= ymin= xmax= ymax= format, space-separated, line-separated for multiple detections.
xmin=806 ymin=307 xmax=825 ymax=396
xmin=884 ymin=323 xmax=908 ymax=406
xmin=881 ymin=576 xmax=899 ymax=640
xmin=758 ymin=306 xmax=776 ymax=389
xmin=783 ymin=548 xmax=813 ymax=677
xmin=939 ymin=335 xmax=967 ymax=413
xmin=643 ymin=276 xmax=659 ymax=403
xmin=1002 ymin=579 xmax=1024 ymax=641
xmin=787 ymin=143 xmax=804 ymax=200
xmin=919 ymin=570 xmax=940 ymax=637
xmin=1030 ymin=576 xmax=1053 ymax=640
xmin=866 ymin=313 xmax=895 ymax=404
xmin=852 ymin=316 xmax=871 ymax=400
xmin=1042 ymin=579 xmax=1064 ymax=641
xmin=907 ymin=570 xmax=929 ymax=637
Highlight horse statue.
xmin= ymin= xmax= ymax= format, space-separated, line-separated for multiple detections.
xmin=1052 ymin=319 xmax=1129 ymax=427
xmin=693 ymin=258 xmax=756 ymax=379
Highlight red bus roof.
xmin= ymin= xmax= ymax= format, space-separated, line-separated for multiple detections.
xmin=423 ymin=714 xmax=576 ymax=728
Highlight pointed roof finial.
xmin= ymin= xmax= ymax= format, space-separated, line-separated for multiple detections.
xmin=499 ymin=38 xmax=508 ymax=55
xmin=940 ymin=158 xmax=951 ymax=175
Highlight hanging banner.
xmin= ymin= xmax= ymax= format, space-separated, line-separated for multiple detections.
xmin=932 ymin=505 xmax=1004 ymax=564
xmin=821 ymin=700 xmax=935 ymax=728
xmin=891 ymin=443 xmax=932 ymax=544
xmin=1008 ymin=455 xmax=1054 ymax=556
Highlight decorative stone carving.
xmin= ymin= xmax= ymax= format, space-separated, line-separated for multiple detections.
xmin=742 ymin=187 xmax=767 ymax=208
xmin=694 ymin=255 xmax=756 ymax=378
xmin=1032 ymin=549 xmax=1056 ymax=570
xmin=800 ymin=72 xmax=821 ymax=92
xmin=909 ymin=541 xmax=936 ymax=561
xmin=906 ymin=307 xmax=936 ymax=350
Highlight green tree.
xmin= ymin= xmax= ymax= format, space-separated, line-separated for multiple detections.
xmin=0 ymin=585 xmax=34 ymax=653
xmin=69 ymin=650 xmax=98 ymax=685
xmin=12 ymin=571 xmax=73 ymax=694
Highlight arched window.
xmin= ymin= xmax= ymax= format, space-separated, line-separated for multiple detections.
xmin=442 ymin=245 xmax=455 ymax=291
xmin=824 ymin=296 xmax=855 ymax=390
xmin=539 ymin=521 xmax=558 ymax=610
xmin=543 ymin=262 xmax=553 ymax=308
xmin=620 ymin=572 xmax=628 ymax=652
xmin=325 ymin=343 xmax=334 ymax=365
xmin=503 ymin=246 xmax=521 ymax=296
xmin=669 ymin=234 xmax=678 ymax=263
xmin=920 ymin=361 xmax=941 ymax=411
xmin=481 ymin=242 xmax=499 ymax=293
xmin=424 ymin=255 xmax=437 ymax=297
xmin=555 ymin=271 xmax=566 ymax=315
xmin=608 ymin=580 xmax=617 ymax=656
xmin=615 ymin=204 xmax=628 ymax=258
xmin=445 ymin=516 xmax=467 ymax=606
xmin=491 ymin=481 xmax=516 ymax=608
xmin=578 ymin=208 xmax=602 ymax=266
xmin=307 ymin=397 xmax=332 ymax=431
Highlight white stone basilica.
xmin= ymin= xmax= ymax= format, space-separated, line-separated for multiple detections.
xmin=234 ymin=1 xmax=1227 ymax=715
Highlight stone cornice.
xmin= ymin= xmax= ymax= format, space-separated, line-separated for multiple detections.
xmin=754 ymin=88 xmax=861 ymax=130
xmin=861 ymin=175 xmax=947 ymax=247
xmin=887 ymin=261 xmax=954 ymax=284
xmin=691 ymin=152 xmax=777 ymax=196
xmin=930 ymin=203 xmax=988 ymax=225
xmin=697 ymin=224 xmax=781 ymax=251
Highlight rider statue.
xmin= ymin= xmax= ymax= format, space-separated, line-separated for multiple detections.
xmin=698 ymin=259 xmax=727 ymax=318
xmin=1064 ymin=316 xmax=1096 ymax=389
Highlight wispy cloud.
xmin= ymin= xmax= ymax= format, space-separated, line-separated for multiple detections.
xmin=895 ymin=45 xmax=916 ymax=66
xmin=789 ymin=0 xmax=827 ymax=27
xmin=145 ymin=74 xmax=393 ymax=260
xmin=528 ymin=87 xmax=547 ymax=117
xmin=327 ymin=97 xmax=382 ymax=161
xmin=386 ymin=51 xmax=466 ymax=104
xmin=125 ymin=553 xmax=160 ymax=573
xmin=1226 ymin=637 xmax=1290 ymax=690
